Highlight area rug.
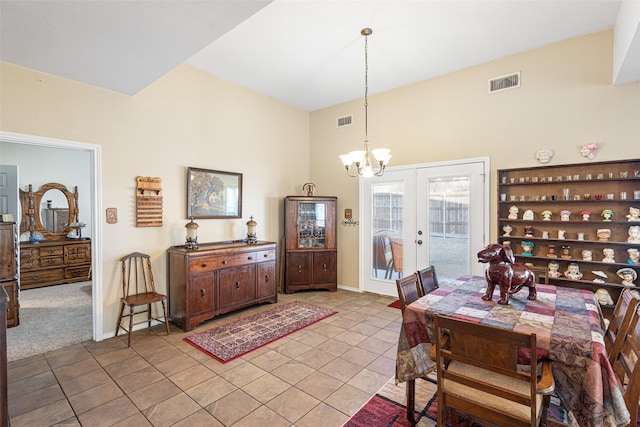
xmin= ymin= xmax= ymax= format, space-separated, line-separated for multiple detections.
xmin=388 ymin=300 xmax=401 ymax=309
xmin=184 ymin=301 xmax=337 ymax=363
xmin=344 ymin=373 xmax=573 ymax=427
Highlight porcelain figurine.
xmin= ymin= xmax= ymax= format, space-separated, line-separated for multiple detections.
xmin=581 ymin=210 xmax=591 ymax=221
xmin=597 ymin=229 xmax=611 ymax=242
xmin=628 ymin=226 xmax=640 ymax=243
xmin=561 ymin=245 xmax=571 ymax=259
xmin=502 ymin=224 xmax=513 ymax=237
xmin=541 ymin=210 xmax=552 ymax=221
xmin=523 ymin=209 xmax=534 ymax=220
xmin=520 ymin=241 xmax=534 ymax=256
xmin=602 ymin=248 xmax=616 ymax=263
xmin=547 ymin=261 xmax=561 ymax=278
xmin=582 ymin=249 xmax=593 ymax=261
xmin=627 ymin=206 xmax=640 ymax=222
xmin=580 ymin=142 xmax=599 ymax=160
xmin=564 ymin=263 xmax=583 ymax=280
xmin=601 ymin=209 xmax=614 ymax=221
xmin=592 ymin=271 xmax=608 ymax=283
xmin=546 ymin=244 xmax=557 ymax=258
xmin=560 ymin=210 xmax=571 ymax=221
xmin=535 ymin=148 xmax=554 ymax=163
xmin=524 ymin=225 xmax=534 ymax=237
xmin=628 ymin=248 xmax=640 ymax=265
xmin=595 ymin=288 xmax=615 ymax=306
xmin=558 ymin=229 xmax=566 ymax=240
xmin=617 ymin=268 xmax=638 ymax=287
xmin=508 ymin=205 xmax=519 ymax=220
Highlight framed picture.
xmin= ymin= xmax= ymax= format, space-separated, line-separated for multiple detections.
xmin=187 ymin=167 xmax=242 ymax=219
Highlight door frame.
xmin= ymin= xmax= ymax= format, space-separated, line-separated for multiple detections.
xmin=358 ymin=157 xmax=490 ymax=294
xmin=0 ymin=131 xmax=103 ymax=341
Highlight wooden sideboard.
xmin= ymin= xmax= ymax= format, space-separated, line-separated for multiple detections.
xmin=167 ymin=241 xmax=278 ymax=331
xmin=0 ymin=222 xmax=19 ymax=328
xmin=20 ymin=238 xmax=92 ymax=289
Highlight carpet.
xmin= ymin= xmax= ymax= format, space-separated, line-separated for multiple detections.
xmin=6 ymin=281 xmax=93 ymax=361
xmin=184 ymin=301 xmax=337 ymax=363
xmin=388 ymin=300 xmax=401 ymax=309
xmin=344 ymin=374 xmax=574 ymax=427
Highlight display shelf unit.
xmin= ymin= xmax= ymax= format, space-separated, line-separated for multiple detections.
xmin=497 ymin=159 xmax=640 ymax=313
xmin=284 ymin=196 xmax=337 ymax=294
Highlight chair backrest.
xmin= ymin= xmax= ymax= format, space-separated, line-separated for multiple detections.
xmin=528 ymin=265 xmax=548 ymax=285
xmin=395 ymin=273 xmax=420 ymax=313
xmin=417 ymin=265 xmax=439 ymax=297
xmin=605 ymin=288 xmax=639 ymax=359
xmin=609 ymin=305 xmax=640 ymax=427
xmin=120 ymin=252 xmax=156 ymax=298
xmin=390 ymin=239 xmax=403 ymax=273
xmin=434 ymin=314 xmax=541 ymax=427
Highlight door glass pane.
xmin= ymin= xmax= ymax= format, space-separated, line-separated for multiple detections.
xmin=428 ymin=177 xmax=470 ymax=280
xmin=371 ymin=182 xmax=403 ymax=280
xmin=297 ymin=202 xmax=326 ymax=248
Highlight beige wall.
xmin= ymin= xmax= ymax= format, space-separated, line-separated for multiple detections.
xmin=310 ymin=29 xmax=640 ymax=290
xmin=1 ymin=29 xmax=639 ymax=337
xmin=1 ymin=63 xmax=310 ymax=338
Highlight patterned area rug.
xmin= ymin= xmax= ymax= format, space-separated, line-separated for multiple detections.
xmin=184 ymin=301 xmax=337 ymax=363
xmin=344 ymin=374 xmax=574 ymax=427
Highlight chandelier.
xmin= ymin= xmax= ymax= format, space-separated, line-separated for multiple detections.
xmin=339 ymin=28 xmax=391 ymax=178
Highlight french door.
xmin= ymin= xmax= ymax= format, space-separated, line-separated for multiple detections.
xmin=361 ymin=158 xmax=489 ymax=296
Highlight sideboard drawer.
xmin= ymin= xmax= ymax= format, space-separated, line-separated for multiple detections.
xmin=255 ymin=249 xmax=276 ymax=262
xmin=21 ymin=268 xmax=65 ymax=286
xmin=219 ymin=252 xmax=258 ymax=268
xmin=40 ymin=256 xmax=64 ymax=267
xmin=188 ymin=256 xmax=219 ymax=273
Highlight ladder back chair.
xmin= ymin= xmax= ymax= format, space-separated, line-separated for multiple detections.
xmin=605 ymin=288 xmax=640 ymax=360
xmin=434 ymin=314 xmax=555 ymax=427
xmin=416 ymin=265 xmax=439 ymax=297
xmin=115 ymin=252 xmax=169 ymax=347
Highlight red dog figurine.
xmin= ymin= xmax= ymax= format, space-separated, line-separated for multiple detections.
xmin=477 ymin=243 xmax=537 ymax=305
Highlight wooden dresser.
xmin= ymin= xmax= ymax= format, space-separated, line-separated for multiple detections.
xmin=0 ymin=222 xmax=19 ymax=328
xmin=20 ymin=238 xmax=92 ymax=290
xmin=167 ymin=241 xmax=278 ymax=331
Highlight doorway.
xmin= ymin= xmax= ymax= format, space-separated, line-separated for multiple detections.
xmin=0 ymin=131 xmax=103 ymax=344
xmin=361 ymin=158 xmax=489 ymax=296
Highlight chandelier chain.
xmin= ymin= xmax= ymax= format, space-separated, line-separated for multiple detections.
xmin=364 ymin=31 xmax=369 ymax=142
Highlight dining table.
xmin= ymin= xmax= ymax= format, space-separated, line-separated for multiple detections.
xmin=395 ymin=275 xmax=631 ymax=427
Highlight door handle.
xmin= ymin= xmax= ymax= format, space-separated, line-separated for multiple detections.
xmin=416 ymin=240 xmax=423 ymax=245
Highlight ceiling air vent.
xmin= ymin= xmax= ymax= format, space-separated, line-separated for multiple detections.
xmin=336 ymin=115 xmax=353 ymax=128
xmin=488 ymin=72 xmax=520 ymax=93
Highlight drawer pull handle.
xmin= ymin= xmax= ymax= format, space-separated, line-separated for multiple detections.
xmin=298 ymin=265 xmax=302 ymax=272
xmin=74 ymin=269 xmax=84 ymax=274
xmin=200 ymin=288 xmax=205 ymax=297
xmin=47 ymin=249 xmax=56 ymax=253
xmin=323 ymin=263 xmax=327 ymax=270
xmin=263 ymin=254 xmax=268 ymax=258
xmin=235 ymin=281 xmax=240 ymax=290
xmin=32 ymin=274 xmax=42 ymax=280
xmin=223 ymin=260 xmax=228 ymax=265
xmin=48 ymin=259 xmax=57 ymax=264
xmin=201 ymin=263 xmax=207 ymax=268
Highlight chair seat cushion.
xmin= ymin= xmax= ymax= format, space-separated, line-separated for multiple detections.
xmin=443 ymin=361 xmax=543 ymax=422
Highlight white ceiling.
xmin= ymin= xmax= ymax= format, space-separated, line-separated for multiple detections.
xmin=1 ymin=0 xmax=638 ymax=112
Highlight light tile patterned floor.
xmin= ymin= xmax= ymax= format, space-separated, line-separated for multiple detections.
xmin=7 ymin=289 xmax=401 ymax=426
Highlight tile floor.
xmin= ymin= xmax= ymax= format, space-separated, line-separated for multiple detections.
xmin=7 ymin=289 xmax=402 ymax=426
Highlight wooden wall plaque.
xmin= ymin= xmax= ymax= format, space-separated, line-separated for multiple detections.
xmin=136 ymin=176 xmax=163 ymax=227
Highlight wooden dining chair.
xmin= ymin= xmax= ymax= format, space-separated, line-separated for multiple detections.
xmin=604 ymin=288 xmax=640 ymax=360
xmin=433 ymin=314 xmax=555 ymax=427
xmin=395 ymin=273 xmax=420 ymax=314
xmin=416 ymin=265 xmax=439 ymax=297
xmin=390 ymin=239 xmax=403 ymax=279
xmin=608 ymin=305 xmax=640 ymax=427
xmin=115 ymin=252 xmax=170 ymax=347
